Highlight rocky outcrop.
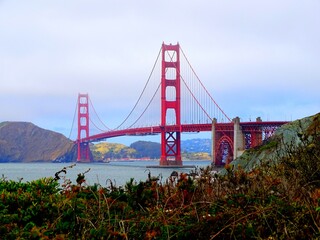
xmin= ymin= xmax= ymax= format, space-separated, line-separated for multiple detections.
xmin=227 ymin=112 xmax=320 ymax=171
xmin=0 ymin=122 xmax=77 ymax=162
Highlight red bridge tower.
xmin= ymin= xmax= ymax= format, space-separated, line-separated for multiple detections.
xmin=77 ymin=93 xmax=91 ymax=162
xmin=160 ymin=43 xmax=182 ymax=166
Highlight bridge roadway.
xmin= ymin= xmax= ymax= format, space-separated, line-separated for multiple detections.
xmin=77 ymin=121 xmax=288 ymax=143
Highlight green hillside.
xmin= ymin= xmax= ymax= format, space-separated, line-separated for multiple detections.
xmin=224 ymin=112 xmax=320 ymax=172
xmin=90 ymin=142 xmax=136 ymax=161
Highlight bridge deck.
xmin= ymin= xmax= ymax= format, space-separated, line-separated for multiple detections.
xmin=77 ymin=121 xmax=288 ymax=143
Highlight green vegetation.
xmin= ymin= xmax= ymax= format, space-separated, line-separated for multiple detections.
xmin=182 ymin=151 xmax=211 ymax=160
xmin=90 ymin=142 xmax=137 ymax=161
xmin=130 ymin=141 xmax=160 ymax=159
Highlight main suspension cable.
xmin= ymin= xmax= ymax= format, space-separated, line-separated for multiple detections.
xmin=127 ymin=49 xmax=175 ymax=128
xmin=114 ymin=46 xmax=162 ymax=130
xmin=127 ymin=82 xmax=161 ymax=129
xmin=89 ymin=117 xmax=108 ymax=133
xmin=68 ymin=98 xmax=78 ymax=140
xmin=88 ymin=96 xmax=111 ymax=131
xmin=180 ymin=46 xmax=231 ymax=122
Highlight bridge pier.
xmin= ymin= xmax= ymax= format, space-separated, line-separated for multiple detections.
xmin=77 ymin=142 xmax=91 ymax=162
xmin=212 ymin=117 xmax=243 ymax=166
xmin=212 ymin=116 xmax=279 ymax=166
xmin=211 ymin=118 xmax=217 ymax=166
xmin=250 ymin=117 xmax=263 ymax=148
xmin=213 ymin=121 xmax=234 ymax=166
xmin=233 ymin=117 xmax=245 ymax=160
xmin=212 ymin=116 xmax=256 ymax=166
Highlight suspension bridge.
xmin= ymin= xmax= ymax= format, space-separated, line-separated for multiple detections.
xmin=73 ymin=43 xmax=288 ymax=166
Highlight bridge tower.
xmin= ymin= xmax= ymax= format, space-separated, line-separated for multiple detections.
xmin=77 ymin=93 xmax=91 ymax=162
xmin=160 ymin=43 xmax=182 ymax=166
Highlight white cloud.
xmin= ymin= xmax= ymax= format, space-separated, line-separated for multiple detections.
xmin=0 ymin=0 xmax=319 ymax=144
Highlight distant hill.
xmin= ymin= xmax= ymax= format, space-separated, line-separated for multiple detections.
xmin=181 ymin=138 xmax=211 ymax=153
xmin=90 ymin=141 xmax=160 ymax=161
xmin=90 ymin=139 xmax=212 ymax=161
xmin=130 ymin=141 xmax=160 ymax=159
xmin=0 ymin=122 xmax=76 ymax=162
xmin=0 ymin=121 xmax=213 ymax=162
xmin=90 ymin=142 xmax=137 ymax=161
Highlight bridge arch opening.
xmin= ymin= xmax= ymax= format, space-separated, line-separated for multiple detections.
xmin=216 ymin=135 xmax=233 ymax=166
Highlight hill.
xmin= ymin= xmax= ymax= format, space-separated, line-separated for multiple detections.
xmin=227 ymin=112 xmax=320 ymax=171
xmin=181 ymin=138 xmax=211 ymax=153
xmin=130 ymin=141 xmax=160 ymax=159
xmin=182 ymin=138 xmax=211 ymax=160
xmin=90 ymin=142 xmax=137 ymax=161
xmin=90 ymin=139 xmax=212 ymax=161
xmin=90 ymin=141 xmax=160 ymax=161
xmin=0 ymin=122 xmax=76 ymax=162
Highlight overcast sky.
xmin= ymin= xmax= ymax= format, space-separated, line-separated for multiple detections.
xmin=0 ymin=1 xmax=319 ymax=144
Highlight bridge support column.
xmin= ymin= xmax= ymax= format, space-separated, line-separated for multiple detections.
xmin=77 ymin=93 xmax=91 ymax=162
xmin=251 ymin=117 xmax=263 ymax=147
xmin=211 ymin=118 xmax=217 ymax=165
xmin=160 ymin=43 xmax=182 ymax=166
xmin=213 ymin=122 xmax=234 ymax=166
xmin=233 ymin=117 xmax=245 ymax=161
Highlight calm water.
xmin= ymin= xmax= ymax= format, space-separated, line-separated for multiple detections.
xmin=0 ymin=160 xmax=212 ymax=187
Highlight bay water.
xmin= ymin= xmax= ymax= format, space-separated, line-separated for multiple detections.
xmin=0 ymin=160 xmax=212 ymax=187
